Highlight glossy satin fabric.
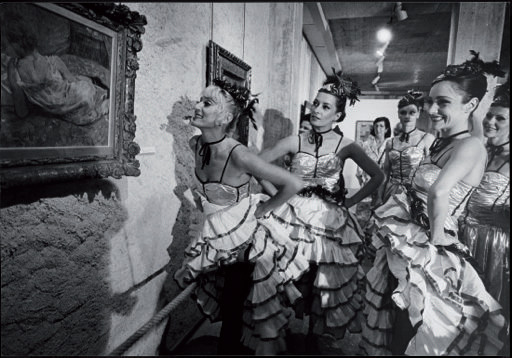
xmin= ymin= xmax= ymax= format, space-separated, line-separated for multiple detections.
xmin=411 ymin=163 xmax=474 ymax=240
xmin=462 ymin=171 xmax=510 ymax=306
xmin=290 ymin=152 xmax=342 ymax=192
xmin=388 ymin=146 xmax=424 ymax=185
xmin=197 ymin=178 xmax=250 ymax=206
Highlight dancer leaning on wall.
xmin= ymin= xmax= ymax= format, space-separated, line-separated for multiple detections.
xmin=173 ymin=79 xmax=309 ymax=355
xmin=459 ymin=78 xmax=510 ymax=354
xmin=258 ymin=69 xmax=384 ymax=353
xmin=360 ymin=51 xmax=508 ymax=356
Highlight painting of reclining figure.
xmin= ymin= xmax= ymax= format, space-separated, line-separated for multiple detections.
xmin=0 ymin=2 xmax=114 ymax=150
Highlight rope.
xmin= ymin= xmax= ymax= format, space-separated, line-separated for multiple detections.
xmin=107 ymin=282 xmax=198 ymax=356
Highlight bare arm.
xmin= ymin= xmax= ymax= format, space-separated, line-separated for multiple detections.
xmin=422 ymin=133 xmax=435 ymax=157
xmin=377 ymin=141 xmax=392 ymax=204
xmin=427 ymin=138 xmax=486 ymax=243
xmin=257 ymin=135 xmax=299 ymax=197
xmin=233 ymin=146 xmax=303 ymax=217
xmin=340 ymin=141 xmax=385 ymax=208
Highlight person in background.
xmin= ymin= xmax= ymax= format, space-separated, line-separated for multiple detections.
xmin=258 ymin=69 xmax=384 ymax=353
xmin=356 ymin=116 xmax=391 ymax=191
xmin=173 ymin=79 xmax=308 ymax=355
xmin=378 ymin=90 xmax=435 ymax=205
xmin=360 ymin=51 xmax=507 ymax=356
xmin=459 ymin=79 xmax=509 ymax=353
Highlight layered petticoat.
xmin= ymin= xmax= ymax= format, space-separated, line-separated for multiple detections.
xmin=268 ymin=193 xmax=365 ymax=339
xmin=174 ymin=192 xmax=309 ymax=355
xmin=360 ymin=191 xmax=507 ymax=355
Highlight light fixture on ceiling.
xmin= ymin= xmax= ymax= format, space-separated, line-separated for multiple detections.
xmin=395 ymin=2 xmax=408 ymax=21
xmin=388 ymin=2 xmax=408 ymax=24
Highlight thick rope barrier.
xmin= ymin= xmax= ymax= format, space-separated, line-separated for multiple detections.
xmin=107 ymin=282 xmax=197 ymax=356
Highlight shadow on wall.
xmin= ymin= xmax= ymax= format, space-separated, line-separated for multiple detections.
xmin=0 ymin=179 xmax=129 ymax=355
xmin=262 ymin=108 xmax=294 ymax=167
xmin=157 ymin=96 xmax=205 ymax=353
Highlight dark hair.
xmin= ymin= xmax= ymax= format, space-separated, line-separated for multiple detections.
xmin=432 ymin=50 xmax=505 ymax=103
xmin=370 ymin=116 xmax=391 ymax=138
xmin=317 ymin=68 xmax=361 ymax=122
xmin=398 ymin=90 xmax=424 ymax=110
xmin=491 ymin=78 xmax=510 ymax=108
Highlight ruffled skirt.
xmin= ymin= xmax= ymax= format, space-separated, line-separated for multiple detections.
xmin=360 ymin=192 xmax=507 ymax=355
xmin=174 ymin=193 xmax=309 ymax=355
xmin=268 ymin=194 xmax=365 ymax=339
xmin=461 ymin=220 xmax=510 ymax=319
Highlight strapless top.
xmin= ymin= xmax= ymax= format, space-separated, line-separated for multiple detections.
xmin=465 ymin=171 xmax=510 ymax=226
xmin=388 ymin=146 xmax=425 ymax=185
xmin=195 ymin=173 xmax=250 ymax=206
xmin=290 ymin=152 xmax=343 ymax=193
xmin=408 ymin=163 xmax=474 ymax=235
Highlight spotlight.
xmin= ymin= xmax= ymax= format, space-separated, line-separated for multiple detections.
xmin=377 ymin=28 xmax=392 ymax=43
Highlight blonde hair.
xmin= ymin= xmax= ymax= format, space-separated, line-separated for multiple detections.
xmin=202 ymin=85 xmax=241 ymax=135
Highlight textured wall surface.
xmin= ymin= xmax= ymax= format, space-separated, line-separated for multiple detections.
xmin=1 ymin=180 xmax=126 ymax=355
xmin=1 ymin=2 xmax=307 ymax=355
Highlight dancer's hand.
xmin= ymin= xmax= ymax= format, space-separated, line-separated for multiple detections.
xmin=254 ymin=201 xmax=270 ymax=219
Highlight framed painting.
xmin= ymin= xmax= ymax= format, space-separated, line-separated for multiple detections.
xmin=206 ymin=40 xmax=252 ymax=145
xmin=0 ymin=3 xmax=146 ymax=188
xmin=355 ymin=120 xmax=374 ymax=143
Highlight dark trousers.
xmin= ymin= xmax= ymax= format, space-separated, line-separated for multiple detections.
xmin=217 ymin=261 xmax=255 ymax=355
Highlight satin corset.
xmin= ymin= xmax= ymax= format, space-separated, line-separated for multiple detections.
xmin=388 ymin=146 xmax=424 ymax=185
xmin=465 ymin=171 xmax=510 ymax=227
xmin=290 ymin=152 xmax=342 ymax=192
xmin=410 ymin=163 xmax=474 ymax=233
xmin=196 ymin=175 xmax=250 ymax=206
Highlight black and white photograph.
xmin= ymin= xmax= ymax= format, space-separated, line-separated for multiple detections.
xmin=0 ymin=2 xmax=509 ymax=356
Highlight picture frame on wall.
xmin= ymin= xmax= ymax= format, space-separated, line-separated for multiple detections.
xmin=355 ymin=120 xmax=374 ymax=143
xmin=207 ymin=40 xmax=252 ymax=145
xmin=0 ymin=2 xmax=147 ymax=188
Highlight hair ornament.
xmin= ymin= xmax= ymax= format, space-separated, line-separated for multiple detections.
xmin=432 ymin=50 xmax=505 ymax=85
xmin=398 ymin=89 xmax=424 ymax=109
xmin=319 ymin=68 xmax=361 ymax=106
xmin=213 ymin=78 xmax=260 ymax=129
xmin=492 ymin=78 xmax=510 ymax=108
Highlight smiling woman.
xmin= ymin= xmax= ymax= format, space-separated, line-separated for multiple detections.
xmin=361 ymin=52 xmax=508 ymax=356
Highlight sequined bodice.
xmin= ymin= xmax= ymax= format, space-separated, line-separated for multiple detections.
xmin=389 ymin=146 xmax=424 ymax=185
xmin=196 ymin=175 xmax=250 ymax=206
xmin=410 ymin=163 xmax=474 ymax=233
xmin=290 ymin=152 xmax=342 ymax=192
xmin=465 ymin=171 xmax=510 ymax=226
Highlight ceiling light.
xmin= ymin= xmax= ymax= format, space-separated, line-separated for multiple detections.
xmin=376 ymin=49 xmax=384 ymax=57
xmin=377 ymin=28 xmax=392 ymax=43
xmin=371 ymin=75 xmax=381 ymax=85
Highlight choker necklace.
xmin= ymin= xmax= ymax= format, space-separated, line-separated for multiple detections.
xmin=429 ymin=130 xmax=469 ymax=157
xmin=308 ymin=128 xmax=332 ymax=153
xmin=399 ymin=128 xmax=416 ymax=143
xmin=198 ymin=135 xmax=226 ymax=169
xmin=488 ymin=140 xmax=510 ymax=161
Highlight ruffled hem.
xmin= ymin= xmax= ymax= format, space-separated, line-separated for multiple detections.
xmin=366 ymin=194 xmax=507 ymax=355
xmin=174 ymin=193 xmax=309 ymax=354
xmin=270 ymin=194 xmax=365 ymax=338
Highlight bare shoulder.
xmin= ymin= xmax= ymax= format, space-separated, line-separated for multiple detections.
xmin=454 ymin=136 xmax=486 ymax=157
xmin=189 ymin=135 xmax=200 ymax=150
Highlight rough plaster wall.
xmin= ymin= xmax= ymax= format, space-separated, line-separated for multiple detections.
xmin=263 ymin=3 xmax=304 ymax=157
xmin=1 ymin=180 xmax=126 ymax=355
xmin=213 ymin=3 xmax=244 ymax=59
xmin=106 ymin=3 xmax=211 ymax=355
xmin=244 ymin=3 xmax=271 ymax=151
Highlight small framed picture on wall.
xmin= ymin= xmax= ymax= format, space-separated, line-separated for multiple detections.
xmin=355 ymin=120 xmax=374 ymax=143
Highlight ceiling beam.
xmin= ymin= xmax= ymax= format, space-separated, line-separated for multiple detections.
xmin=303 ymin=3 xmax=342 ymax=74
